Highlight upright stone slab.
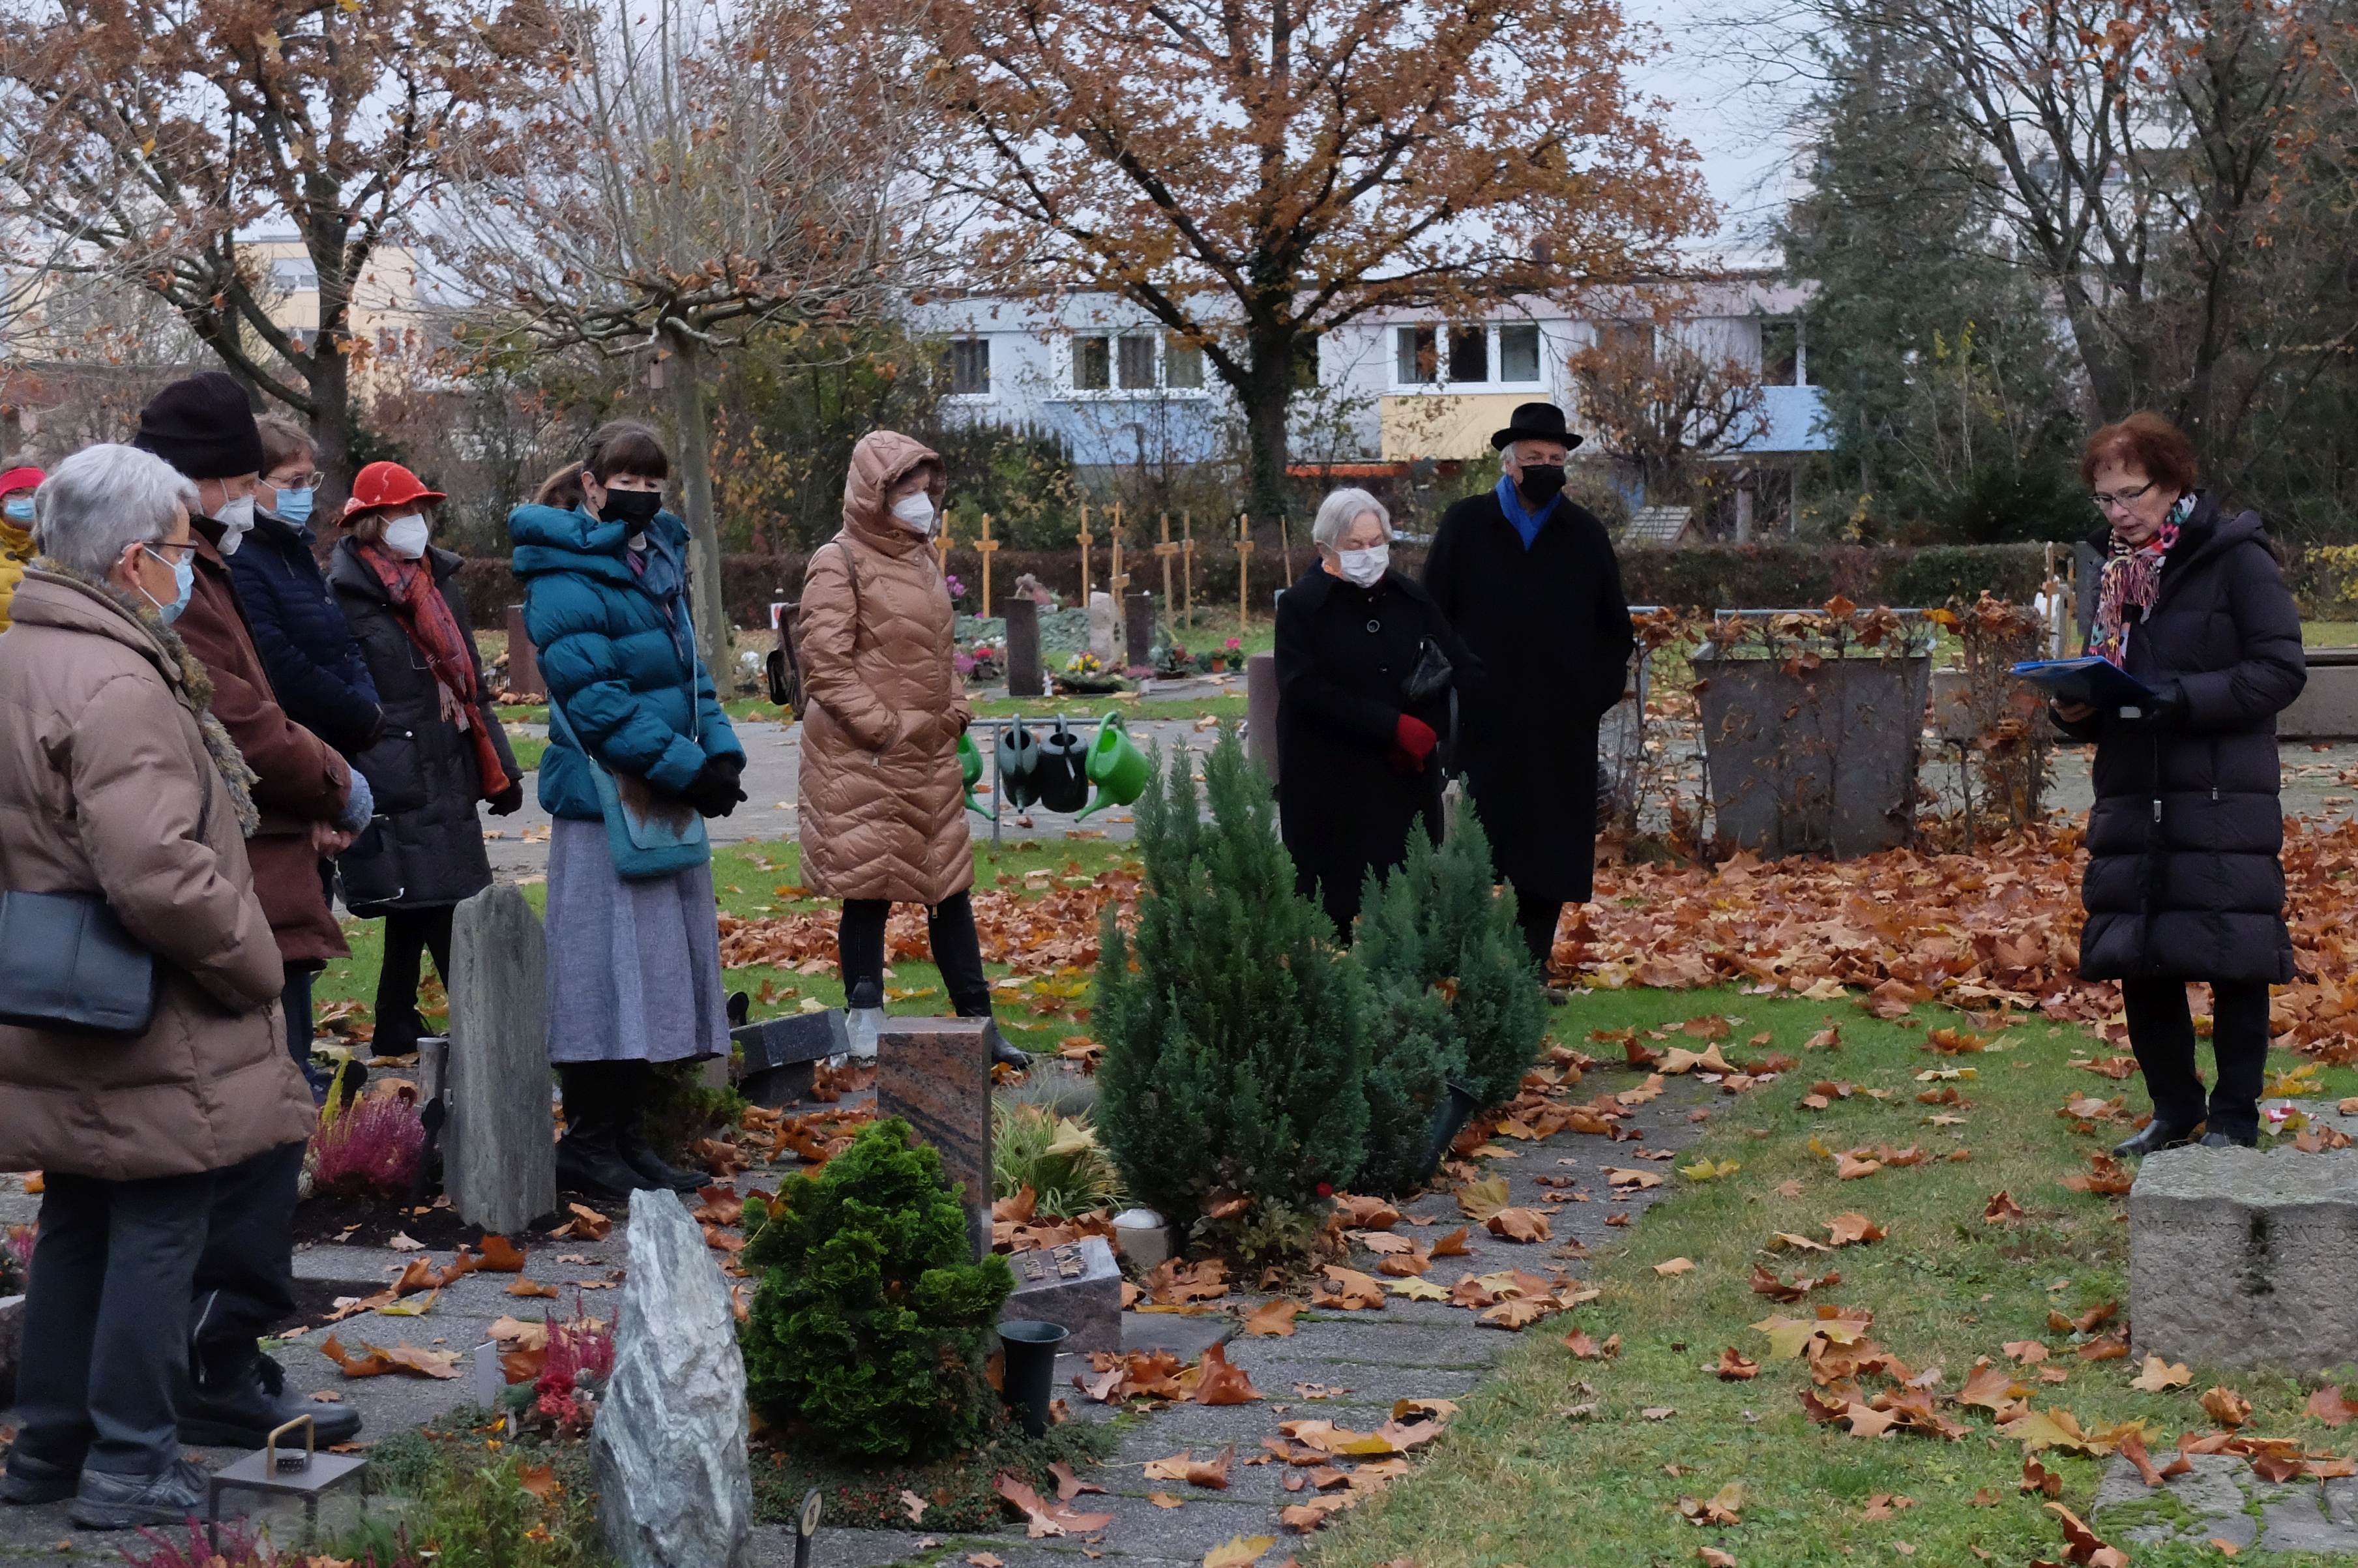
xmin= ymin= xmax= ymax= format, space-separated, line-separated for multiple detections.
xmin=446 ymin=884 xmax=556 ymax=1234
xmin=1245 ymin=652 xmax=1280 ymax=784
xmin=594 ymin=1190 xmax=753 ymax=1568
xmin=1124 ymin=591 xmax=1155 ymax=672
xmin=2130 ymin=1146 xmax=2358 ymax=1371
xmin=1086 ymin=592 xmax=1117 ymax=664
xmin=1003 ymin=1235 xmax=1122 ymax=1354
xmin=1004 ymin=597 xmax=1046 ymax=697
xmin=731 ymin=1009 xmax=849 ymax=1108
xmin=503 ymin=606 xmax=544 ymax=699
xmin=876 ymin=1017 xmax=993 ymax=1259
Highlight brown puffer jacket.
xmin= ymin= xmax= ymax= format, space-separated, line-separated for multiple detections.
xmin=0 ymin=572 xmax=315 ymax=1180
xmin=795 ymin=432 xmax=974 ymax=906
xmin=178 ymin=523 xmax=353 ymax=965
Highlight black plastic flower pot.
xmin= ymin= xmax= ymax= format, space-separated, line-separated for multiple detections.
xmin=997 ymin=1318 xmax=1070 ymax=1438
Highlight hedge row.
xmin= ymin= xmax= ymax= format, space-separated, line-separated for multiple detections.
xmin=450 ymin=540 xmax=2061 ymax=634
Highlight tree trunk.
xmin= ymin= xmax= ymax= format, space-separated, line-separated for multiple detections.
xmin=1240 ymin=328 xmax=1298 ymax=528
xmin=307 ymin=349 xmax=358 ymax=510
xmin=664 ymin=328 xmax=735 ymax=693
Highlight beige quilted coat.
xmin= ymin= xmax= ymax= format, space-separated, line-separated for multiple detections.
xmin=795 ymin=432 xmax=975 ymax=906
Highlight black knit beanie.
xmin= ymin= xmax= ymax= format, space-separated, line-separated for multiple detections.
xmin=132 ymin=372 xmax=264 ymax=481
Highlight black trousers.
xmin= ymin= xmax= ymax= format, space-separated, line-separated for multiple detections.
xmin=839 ymin=892 xmax=992 ymax=1016
xmin=1516 ymin=893 xmax=1564 ymax=975
xmin=12 ymin=1168 xmax=216 ymax=1478
xmin=187 ymin=1140 xmax=304 ymax=1379
xmin=282 ymin=962 xmax=327 ymax=1099
xmin=2121 ymin=977 xmax=2271 ymax=1140
xmin=373 ymin=906 xmax=455 ymax=1055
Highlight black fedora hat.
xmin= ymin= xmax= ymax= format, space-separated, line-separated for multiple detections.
xmin=1490 ymin=401 xmax=1583 ymax=452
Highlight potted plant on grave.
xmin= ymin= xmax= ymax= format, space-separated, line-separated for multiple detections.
xmin=1687 ymin=595 xmax=1934 ymax=859
xmin=1055 ymin=651 xmax=1128 ymax=695
xmin=1155 ymin=642 xmax=1192 ymax=679
xmin=968 ymin=641 xmax=1004 ymax=683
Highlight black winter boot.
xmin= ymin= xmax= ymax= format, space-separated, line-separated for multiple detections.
xmin=555 ymin=1065 xmax=640 ymax=1199
xmin=2112 ymin=1119 xmax=2202 ymax=1159
xmin=612 ymin=1066 xmax=705 ymax=1192
xmin=178 ymin=1346 xmax=362 ymax=1447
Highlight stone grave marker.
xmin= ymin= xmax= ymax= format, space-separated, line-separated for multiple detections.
xmin=1124 ymin=590 xmax=1155 ymax=672
xmin=503 ymin=606 xmax=544 ymax=699
xmin=876 ymin=1017 xmax=992 ymax=1259
xmin=2130 ymin=1145 xmax=2358 ymax=1371
xmin=1004 ymin=597 xmax=1045 ymax=697
xmin=594 ymin=1190 xmax=753 ymax=1568
xmin=447 ymin=883 xmax=556 ymax=1234
xmin=731 ymin=1009 xmax=849 ymax=1107
xmin=1003 ymin=1235 xmax=1121 ymax=1354
xmin=1086 ymin=591 xmax=1117 ymax=664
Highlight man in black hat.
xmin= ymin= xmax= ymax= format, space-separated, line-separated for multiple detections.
xmin=1422 ymin=400 xmax=1634 ymax=976
xmin=129 ymin=372 xmax=367 ymax=1456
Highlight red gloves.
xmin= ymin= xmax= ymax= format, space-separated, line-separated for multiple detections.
xmin=1389 ymin=713 xmax=1438 ymax=775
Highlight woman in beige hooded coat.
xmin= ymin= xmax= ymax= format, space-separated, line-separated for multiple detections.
xmin=796 ymin=431 xmax=1014 ymax=1063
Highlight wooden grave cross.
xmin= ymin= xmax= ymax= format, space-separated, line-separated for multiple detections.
xmin=977 ymin=512 xmax=1000 ymax=617
xmin=1235 ymin=510 xmax=1256 ymax=627
xmin=1077 ymin=503 xmax=1093 ymax=606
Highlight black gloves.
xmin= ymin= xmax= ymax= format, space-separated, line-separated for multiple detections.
xmin=2114 ymin=682 xmax=2190 ymax=733
xmin=489 ymin=782 xmax=525 ymax=816
xmin=683 ymin=754 xmax=748 ymax=819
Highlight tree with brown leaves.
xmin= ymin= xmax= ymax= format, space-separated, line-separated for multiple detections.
xmin=909 ymin=0 xmax=1711 ymax=522
xmin=0 ymin=0 xmax=550 ymax=489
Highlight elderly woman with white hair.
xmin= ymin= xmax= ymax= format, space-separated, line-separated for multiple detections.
xmin=0 ymin=445 xmax=311 ymax=1529
xmin=1275 ymin=486 xmax=1479 ymax=934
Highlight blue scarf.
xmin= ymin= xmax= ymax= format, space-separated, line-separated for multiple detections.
xmin=1494 ymin=475 xmax=1557 ymax=550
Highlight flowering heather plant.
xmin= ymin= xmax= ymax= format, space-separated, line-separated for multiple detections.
xmin=532 ymin=1316 xmax=616 ymax=1437
xmin=945 ymin=573 xmax=967 ymax=602
xmin=0 ymin=1222 xmax=29 ymax=1295
xmin=310 ymin=1090 xmax=427 ymax=1198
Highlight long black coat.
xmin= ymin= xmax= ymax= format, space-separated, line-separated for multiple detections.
xmin=1423 ymin=490 xmax=1634 ymax=904
xmin=1275 ymin=569 xmax=1477 ymax=933
xmin=226 ymin=509 xmax=383 ymax=756
xmin=331 ymin=540 xmax=518 ymax=913
xmin=2068 ymin=495 xmax=2305 ymax=983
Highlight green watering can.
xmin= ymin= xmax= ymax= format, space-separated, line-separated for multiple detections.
xmin=958 ymin=728 xmax=988 ymax=814
xmin=1076 ymin=711 xmax=1151 ymax=820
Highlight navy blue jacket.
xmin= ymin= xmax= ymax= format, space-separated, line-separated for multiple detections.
xmin=226 ymin=509 xmax=382 ymax=756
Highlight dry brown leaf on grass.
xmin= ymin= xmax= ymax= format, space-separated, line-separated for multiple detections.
xmin=2308 ymin=1385 xmax=2357 ymax=1427
xmin=1748 ymin=1264 xmax=1839 ymax=1303
xmin=1654 ymin=1256 xmax=1696 ymax=1276
xmin=1564 ymin=1329 xmax=1619 ymax=1360
xmin=2005 ymin=1340 xmax=2052 ymax=1365
xmin=2045 ymin=1502 xmax=2130 ymax=1568
xmin=1697 ymin=1550 xmax=1739 ymax=1568
xmin=2202 ymin=1386 xmax=2253 ymax=1428
xmin=1675 ymin=1482 xmax=1745 ymax=1526
xmin=1825 ymin=1213 xmax=1887 ymax=1246
xmin=2048 ymin=1301 xmax=2117 ymax=1335
xmin=1714 ymin=1348 xmax=1760 ymax=1381
xmin=1957 ymin=1361 xmax=2026 ymax=1412
xmin=1983 ymin=1191 xmax=2025 ymax=1223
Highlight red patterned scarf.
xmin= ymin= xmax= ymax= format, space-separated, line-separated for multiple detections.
xmin=361 ymin=544 xmax=512 ymax=800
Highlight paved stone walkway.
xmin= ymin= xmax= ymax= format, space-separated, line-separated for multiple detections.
xmin=2095 ymin=1452 xmax=2358 ymax=1554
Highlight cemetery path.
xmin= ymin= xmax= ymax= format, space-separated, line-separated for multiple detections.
xmin=774 ymin=1066 xmax=1715 ymax=1568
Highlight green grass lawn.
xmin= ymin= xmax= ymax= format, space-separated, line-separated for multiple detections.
xmin=1319 ymin=985 xmax=2358 ymax=1568
xmin=314 ymin=836 xmax=1138 ymax=1046
xmin=492 ymin=698 xmax=789 ymax=726
xmin=2304 ymin=620 xmax=2358 ymax=649
xmin=968 ymin=694 xmax=1246 ymax=723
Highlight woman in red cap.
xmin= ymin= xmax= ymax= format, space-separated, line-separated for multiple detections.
xmin=329 ymin=460 xmax=523 ymax=1056
xmin=0 ymin=464 xmax=44 ymax=630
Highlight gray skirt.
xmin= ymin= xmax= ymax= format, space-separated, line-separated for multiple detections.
xmin=544 ymin=816 xmax=730 ymax=1065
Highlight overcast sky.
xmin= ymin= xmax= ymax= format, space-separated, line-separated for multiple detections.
xmin=1620 ymin=0 xmax=1813 ymax=269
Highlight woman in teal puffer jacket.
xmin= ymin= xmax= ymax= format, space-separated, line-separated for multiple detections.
xmin=509 ymin=419 xmax=746 ymax=1198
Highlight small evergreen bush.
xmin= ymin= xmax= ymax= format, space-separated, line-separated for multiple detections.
xmin=739 ymin=1118 xmax=1014 ymax=1460
xmin=1350 ymin=799 xmax=1546 ymax=1192
xmin=1095 ymin=726 xmax=1371 ymax=1249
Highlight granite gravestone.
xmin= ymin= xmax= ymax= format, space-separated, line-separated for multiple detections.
xmin=1086 ymin=592 xmax=1117 ymax=665
xmin=731 ymin=1009 xmax=850 ymax=1107
xmin=1004 ymin=597 xmax=1045 ymax=697
xmin=446 ymin=884 xmax=557 ymax=1234
xmin=594 ymin=1191 xmax=754 ymax=1568
xmin=1124 ymin=591 xmax=1155 ymax=673
xmin=2131 ymin=1146 xmax=2358 ymax=1371
xmin=1003 ymin=1235 xmax=1121 ymax=1354
xmin=876 ymin=1017 xmax=993 ymax=1260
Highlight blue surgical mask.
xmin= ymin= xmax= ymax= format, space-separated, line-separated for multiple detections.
xmin=272 ymin=484 xmax=314 ymax=527
xmin=1 ymin=497 xmax=31 ymax=525
xmin=141 ymin=545 xmax=194 ymax=625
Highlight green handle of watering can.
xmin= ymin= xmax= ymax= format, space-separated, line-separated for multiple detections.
xmin=1076 ymin=711 xmax=1153 ymax=820
xmin=958 ymin=728 xmax=990 ymax=814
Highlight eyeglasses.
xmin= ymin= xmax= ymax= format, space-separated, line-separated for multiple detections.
xmin=2091 ymin=481 xmax=2155 ymax=511
xmin=142 ymin=541 xmax=199 ymax=563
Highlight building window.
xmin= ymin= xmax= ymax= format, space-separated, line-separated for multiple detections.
xmin=1499 ymin=323 xmax=1541 ymax=383
xmin=1395 ymin=325 xmax=1438 ymax=385
xmin=1448 ymin=326 xmax=1488 ymax=383
xmin=1117 ymin=333 xmax=1157 ymax=391
xmin=949 ymin=337 xmax=990 ymax=396
xmin=1165 ymin=334 xmax=1205 ymax=389
xmin=1073 ymin=335 xmax=1112 ymax=391
xmin=269 ymin=258 xmax=318 ymax=293
xmin=1761 ymin=318 xmax=1801 ymax=386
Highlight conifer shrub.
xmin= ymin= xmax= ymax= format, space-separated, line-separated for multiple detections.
xmin=1350 ymin=799 xmax=1547 ymax=1192
xmin=1095 ymin=726 xmax=1371 ymax=1254
xmin=739 ymin=1119 xmax=1014 ymax=1460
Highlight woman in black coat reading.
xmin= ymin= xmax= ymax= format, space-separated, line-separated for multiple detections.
xmin=1276 ymin=486 xmax=1477 ymax=936
xmin=2056 ymin=411 xmax=2306 ymax=1155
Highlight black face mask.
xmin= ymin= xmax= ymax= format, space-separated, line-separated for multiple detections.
xmin=1516 ymin=464 xmax=1567 ymax=506
xmin=599 ymin=488 xmax=662 ymax=533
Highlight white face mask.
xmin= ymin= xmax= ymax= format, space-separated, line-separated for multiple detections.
xmin=213 ymin=492 xmax=256 ymax=555
xmin=890 ymin=493 xmax=936 ymax=535
xmin=1338 ymin=543 xmax=1389 ymax=587
xmin=383 ymin=512 xmax=430 ymax=559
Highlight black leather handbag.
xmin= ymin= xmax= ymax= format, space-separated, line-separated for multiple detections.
xmin=1402 ymin=636 xmax=1461 ymax=777
xmin=0 ymin=889 xmax=158 ymax=1036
